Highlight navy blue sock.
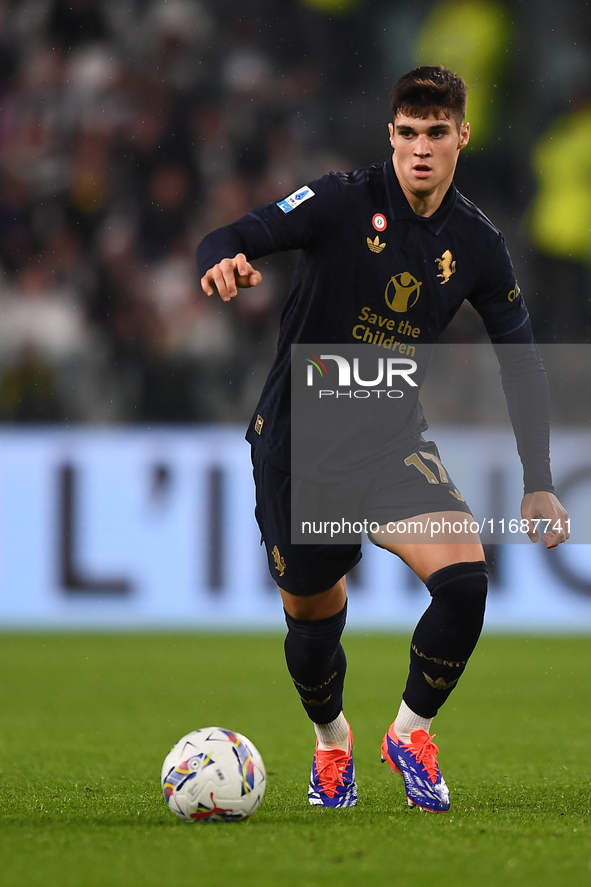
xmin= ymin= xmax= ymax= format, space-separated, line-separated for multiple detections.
xmin=284 ymin=603 xmax=347 ymax=724
xmin=403 ymin=561 xmax=488 ymax=719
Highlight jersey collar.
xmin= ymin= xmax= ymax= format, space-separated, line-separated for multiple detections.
xmin=383 ymin=159 xmax=457 ymax=235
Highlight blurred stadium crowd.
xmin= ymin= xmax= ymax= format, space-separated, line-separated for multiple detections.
xmin=0 ymin=0 xmax=590 ymax=424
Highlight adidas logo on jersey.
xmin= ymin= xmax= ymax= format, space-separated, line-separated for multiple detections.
xmin=367 ymin=235 xmax=386 ymax=253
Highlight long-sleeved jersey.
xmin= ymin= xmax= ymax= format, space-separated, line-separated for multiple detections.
xmin=197 ymin=160 xmax=553 ymax=492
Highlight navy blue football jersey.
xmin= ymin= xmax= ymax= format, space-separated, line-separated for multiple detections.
xmin=197 ymin=160 xmax=531 ymax=478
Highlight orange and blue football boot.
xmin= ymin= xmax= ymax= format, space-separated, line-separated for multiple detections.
xmin=381 ymin=724 xmax=450 ymax=812
xmin=308 ymin=725 xmax=357 ymax=807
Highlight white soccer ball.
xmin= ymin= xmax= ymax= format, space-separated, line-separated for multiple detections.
xmin=161 ymin=727 xmax=266 ymax=822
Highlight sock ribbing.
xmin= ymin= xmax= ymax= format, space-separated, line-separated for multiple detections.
xmin=314 ymin=712 xmax=349 ymax=751
xmin=394 ymin=699 xmax=433 ymax=745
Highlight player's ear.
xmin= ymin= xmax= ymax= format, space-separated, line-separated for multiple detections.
xmin=388 ymin=122 xmax=395 ymax=148
xmin=458 ymin=121 xmax=470 ymax=149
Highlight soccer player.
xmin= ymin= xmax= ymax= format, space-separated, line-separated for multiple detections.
xmin=197 ymin=67 xmax=569 ymax=812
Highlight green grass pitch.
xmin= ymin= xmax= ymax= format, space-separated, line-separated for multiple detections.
xmin=1 ymin=633 xmax=591 ymax=887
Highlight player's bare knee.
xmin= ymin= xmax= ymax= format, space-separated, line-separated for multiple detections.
xmin=280 ymin=578 xmax=347 ymax=620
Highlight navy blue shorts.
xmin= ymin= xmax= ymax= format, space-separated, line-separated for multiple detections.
xmin=252 ymin=437 xmax=472 ymax=596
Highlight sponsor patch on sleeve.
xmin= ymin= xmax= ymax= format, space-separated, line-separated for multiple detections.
xmin=276 ymin=185 xmax=315 ymax=213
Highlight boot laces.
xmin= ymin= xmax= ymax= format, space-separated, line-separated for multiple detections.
xmin=315 ymin=746 xmax=350 ymax=796
xmin=408 ymin=730 xmax=440 ymax=783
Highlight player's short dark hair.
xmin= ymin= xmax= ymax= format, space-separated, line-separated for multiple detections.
xmin=390 ymin=66 xmax=467 ymax=128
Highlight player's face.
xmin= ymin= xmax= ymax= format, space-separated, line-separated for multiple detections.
xmin=389 ymin=111 xmax=470 ymax=213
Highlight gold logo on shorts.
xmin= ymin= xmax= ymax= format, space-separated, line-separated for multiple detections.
xmin=272 ymin=545 xmax=286 ymax=577
xmin=254 ymin=415 xmax=264 ymax=435
xmin=435 ymin=249 xmax=456 ymax=284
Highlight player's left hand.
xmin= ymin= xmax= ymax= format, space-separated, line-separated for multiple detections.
xmin=521 ymin=491 xmax=569 ymax=548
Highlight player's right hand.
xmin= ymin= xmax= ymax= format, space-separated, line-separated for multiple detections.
xmin=200 ymin=253 xmax=262 ymax=302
